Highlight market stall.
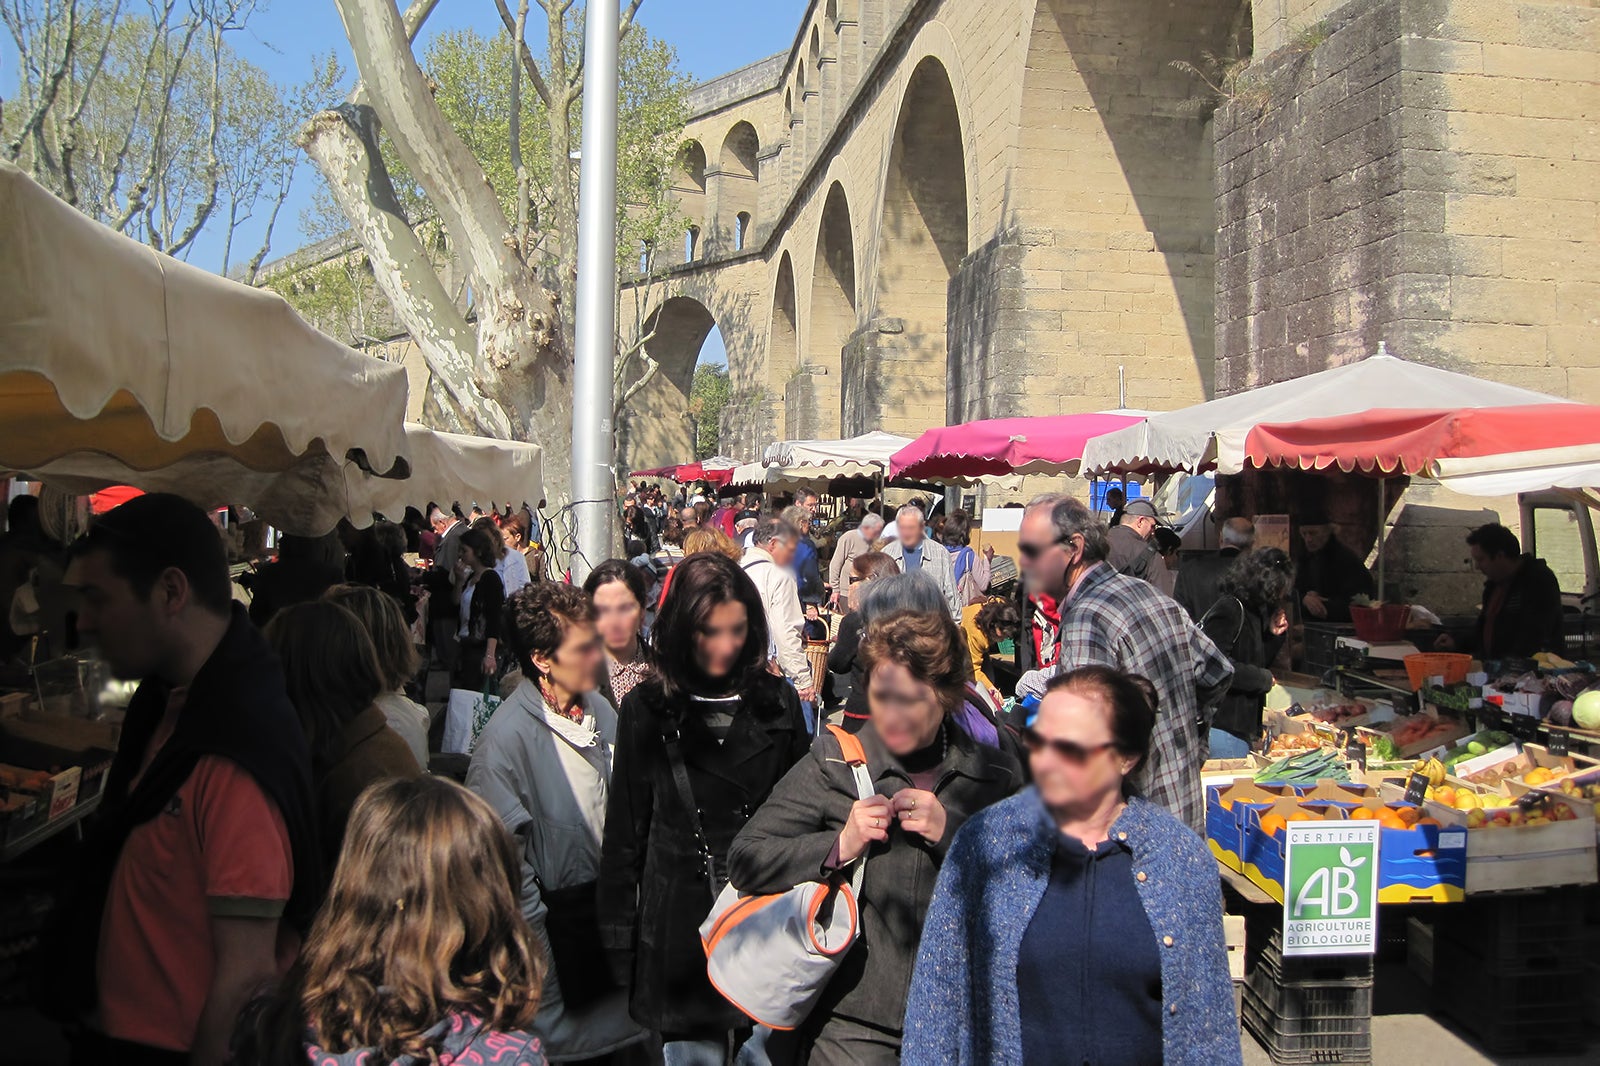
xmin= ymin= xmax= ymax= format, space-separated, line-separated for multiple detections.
xmin=888 ymin=411 xmax=1143 ymax=482
xmin=730 ymin=431 xmax=913 ymax=492
xmin=0 ymin=160 xmax=412 ymax=536
xmin=628 ymin=456 xmax=741 ymax=489
xmin=356 ymin=423 xmax=545 ymax=522
xmin=1080 ymin=344 xmax=1570 ymax=479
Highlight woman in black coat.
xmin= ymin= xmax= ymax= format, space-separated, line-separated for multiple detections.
xmin=1199 ymin=547 xmax=1296 ymax=758
xmin=728 ymin=609 xmax=1023 ymax=1065
xmin=452 ymin=527 xmax=505 ymax=693
xmin=598 ymin=552 xmax=810 ymax=1062
xmin=826 ymin=551 xmax=900 ymax=723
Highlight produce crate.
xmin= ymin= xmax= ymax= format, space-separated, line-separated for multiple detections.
xmin=1206 ymin=780 xmax=1298 ymax=873
xmin=1403 ymin=653 xmax=1472 ymax=690
xmin=1239 ymin=922 xmax=1374 ymax=1066
xmin=1431 ymin=935 xmax=1586 ymax=1056
xmin=1241 ymin=984 xmax=1373 ymax=1065
xmin=1432 ymin=889 xmax=1585 ymax=973
xmin=1301 ymin=623 xmax=1354 ymax=676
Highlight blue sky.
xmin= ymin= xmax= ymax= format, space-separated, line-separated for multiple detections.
xmin=6 ymin=0 xmax=805 ymax=363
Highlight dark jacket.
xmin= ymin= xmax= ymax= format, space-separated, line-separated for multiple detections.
xmin=1296 ymin=537 xmax=1374 ymax=623
xmin=246 ymin=558 xmax=344 ymax=627
xmin=38 ymin=605 xmax=323 ymax=1019
xmin=795 ymin=535 xmax=825 ymax=606
xmin=902 ymin=792 xmax=1243 ymax=1066
xmin=1173 ymin=546 xmax=1242 ymax=622
xmin=1474 ymin=554 xmax=1565 ymax=660
xmin=1106 ymin=525 xmax=1158 ymax=580
xmin=1200 ymin=595 xmax=1284 ymax=742
xmin=453 ymin=568 xmax=505 ymax=691
xmin=827 ymin=610 xmax=868 ymax=719
xmin=318 ymin=703 xmax=423 ymax=866
xmin=726 ymin=722 xmax=1023 ymax=1032
xmin=597 ymin=674 xmax=810 ymax=1033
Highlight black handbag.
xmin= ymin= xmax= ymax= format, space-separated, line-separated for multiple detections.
xmin=534 ymin=875 xmax=617 ymax=1011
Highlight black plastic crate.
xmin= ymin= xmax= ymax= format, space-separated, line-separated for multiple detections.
xmin=1432 ymin=889 xmax=1584 ymax=970
xmin=1247 ymin=962 xmax=1374 ymax=1027
xmin=1242 ymin=983 xmax=1373 ymax=1065
xmin=1431 ymin=939 xmax=1586 ymax=1056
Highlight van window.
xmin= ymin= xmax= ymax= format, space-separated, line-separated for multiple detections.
xmin=1529 ymin=506 xmax=1586 ymax=595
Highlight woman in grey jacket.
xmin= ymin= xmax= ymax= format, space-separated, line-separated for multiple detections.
xmin=467 ymin=583 xmax=648 ymax=1063
xmin=903 ymin=666 xmax=1241 ymax=1066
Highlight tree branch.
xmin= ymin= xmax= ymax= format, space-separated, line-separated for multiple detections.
xmin=491 ymin=0 xmax=553 ymax=109
xmin=299 ymin=103 xmax=514 ymax=437
xmin=2 ymin=0 xmax=76 ymax=163
xmin=509 ymin=0 xmax=531 ymax=253
xmin=346 ymin=0 xmax=437 ymax=106
xmin=332 ymin=0 xmax=553 ymax=376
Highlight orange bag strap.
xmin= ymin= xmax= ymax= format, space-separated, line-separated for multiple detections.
xmin=825 ymin=723 xmax=868 ymax=767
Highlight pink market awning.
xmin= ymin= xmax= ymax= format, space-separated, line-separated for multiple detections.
xmin=628 ymin=458 xmax=739 ymax=488
xmin=890 ymin=413 xmax=1144 ymax=482
xmin=1244 ymin=404 xmax=1600 ymax=484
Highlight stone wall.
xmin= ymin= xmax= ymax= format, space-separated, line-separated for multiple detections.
xmin=1217 ymin=0 xmax=1600 ymax=399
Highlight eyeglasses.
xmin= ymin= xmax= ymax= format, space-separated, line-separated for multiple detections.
xmin=1017 ymin=536 xmax=1067 ymax=561
xmin=1021 ymin=727 xmax=1116 ymax=765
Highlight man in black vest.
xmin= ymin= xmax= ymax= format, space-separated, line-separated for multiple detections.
xmin=50 ymin=494 xmax=320 ymax=1066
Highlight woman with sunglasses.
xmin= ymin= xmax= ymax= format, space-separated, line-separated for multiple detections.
xmin=729 ymin=609 xmax=1023 ymax=1065
xmin=902 ymin=666 xmax=1240 ymax=1066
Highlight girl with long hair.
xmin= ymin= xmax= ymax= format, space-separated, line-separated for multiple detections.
xmin=232 ymin=776 xmax=546 ymax=1066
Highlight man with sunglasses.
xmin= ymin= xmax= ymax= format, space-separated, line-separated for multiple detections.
xmin=1013 ymin=494 xmax=1232 ymax=831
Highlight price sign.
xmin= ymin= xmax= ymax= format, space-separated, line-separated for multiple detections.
xmin=1509 ymin=714 xmax=1540 ymax=744
xmin=1547 ymin=729 xmax=1570 ymax=757
xmin=1345 ymin=739 xmax=1368 ymax=772
xmin=1403 ymin=772 xmax=1429 ymax=805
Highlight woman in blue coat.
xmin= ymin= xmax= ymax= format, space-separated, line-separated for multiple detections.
xmin=903 ymin=665 xmax=1241 ymax=1066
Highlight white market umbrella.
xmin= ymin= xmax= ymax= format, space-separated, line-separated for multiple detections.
xmin=1080 ymin=345 xmax=1569 ymax=479
xmin=356 ymin=423 xmax=544 ymax=522
xmin=0 ymin=162 xmax=411 ymax=534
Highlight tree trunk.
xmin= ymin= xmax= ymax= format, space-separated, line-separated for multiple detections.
xmin=298 ymin=104 xmax=512 ymax=439
xmin=327 ymin=0 xmax=572 ymax=504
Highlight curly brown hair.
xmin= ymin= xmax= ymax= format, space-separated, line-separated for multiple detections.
xmin=231 ymin=777 xmax=543 ymax=1066
xmin=858 ymin=608 xmax=970 ymax=713
xmin=508 ymin=581 xmax=595 ymax=678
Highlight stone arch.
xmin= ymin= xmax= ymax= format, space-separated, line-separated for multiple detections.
xmin=623 ymin=295 xmax=718 ymax=468
xmin=715 ymin=121 xmax=760 ymax=255
xmin=672 ymin=140 xmax=707 ymax=264
xmin=799 ymin=181 xmax=856 ymax=438
xmin=809 ymin=25 xmax=822 ymax=70
xmin=854 ymin=56 xmax=969 ymax=436
xmin=769 ymin=252 xmax=799 ymax=416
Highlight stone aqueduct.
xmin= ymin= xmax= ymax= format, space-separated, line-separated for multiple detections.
xmin=615 ymin=0 xmax=1600 ymax=474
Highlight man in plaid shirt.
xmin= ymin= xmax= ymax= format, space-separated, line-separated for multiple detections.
xmin=1015 ymin=494 xmax=1232 ymax=831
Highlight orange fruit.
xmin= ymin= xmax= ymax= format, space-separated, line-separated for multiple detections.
xmin=1259 ymin=814 xmax=1288 ymax=837
xmin=1416 ymin=817 xmax=1442 ymax=827
xmin=1346 ymin=808 xmax=1379 ymax=821
xmin=1377 ymin=808 xmax=1409 ymax=830
xmin=1287 ymin=809 xmax=1317 ymax=822
xmin=1397 ymin=806 xmax=1422 ymax=826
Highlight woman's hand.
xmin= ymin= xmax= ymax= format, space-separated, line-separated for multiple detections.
xmin=983 ymin=543 xmax=995 ymax=561
xmin=892 ymin=789 xmax=947 ymax=846
xmin=482 ymin=649 xmax=498 ymax=676
xmin=1270 ymin=608 xmax=1290 ymax=637
xmin=837 ymin=794 xmax=895 ymax=864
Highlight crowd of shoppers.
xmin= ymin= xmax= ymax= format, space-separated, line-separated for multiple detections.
xmin=32 ymin=481 xmax=1263 ymax=1066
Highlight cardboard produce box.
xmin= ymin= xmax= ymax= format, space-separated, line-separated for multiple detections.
xmin=1406 ymin=788 xmax=1596 ymax=894
xmin=1206 ymin=780 xmax=1297 ymax=873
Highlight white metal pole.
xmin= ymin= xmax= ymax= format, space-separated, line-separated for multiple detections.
xmin=570 ymin=0 xmax=621 ymax=582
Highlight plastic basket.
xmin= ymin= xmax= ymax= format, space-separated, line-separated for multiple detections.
xmin=1241 ymin=984 xmax=1373 ymax=1064
xmin=1348 ymin=603 xmax=1410 ymax=643
xmin=1403 ymin=653 xmax=1471 ymax=691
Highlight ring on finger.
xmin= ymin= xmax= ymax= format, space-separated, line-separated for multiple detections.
xmin=909 ymin=798 xmax=917 ymax=809
xmin=873 ymin=817 xmax=881 ymax=829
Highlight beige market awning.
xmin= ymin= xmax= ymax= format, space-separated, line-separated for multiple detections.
xmin=357 ymin=424 xmax=544 ymax=523
xmin=0 ymin=162 xmax=411 ymax=533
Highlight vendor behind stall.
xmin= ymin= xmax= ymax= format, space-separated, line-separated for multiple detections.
xmin=1295 ymin=514 xmax=1374 ymax=623
xmin=1436 ymin=523 xmax=1564 ymax=659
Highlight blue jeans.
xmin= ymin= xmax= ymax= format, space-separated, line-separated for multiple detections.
xmin=662 ymin=1027 xmax=777 ymax=1066
xmin=1208 ymin=727 xmax=1252 ymax=759
xmin=800 ymin=699 xmax=816 ymax=736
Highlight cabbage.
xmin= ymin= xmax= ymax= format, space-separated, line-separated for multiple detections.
xmin=1573 ymin=690 xmax=1600 ymax=731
